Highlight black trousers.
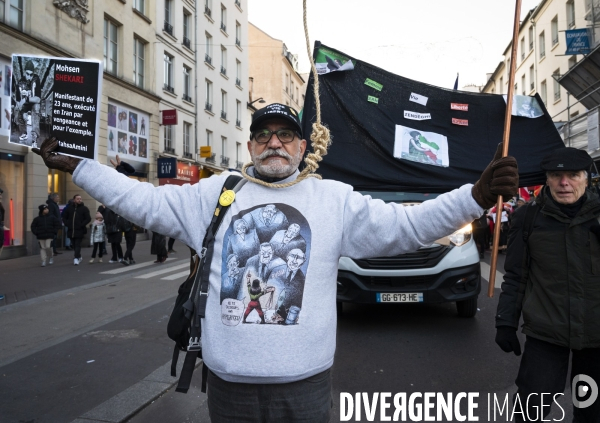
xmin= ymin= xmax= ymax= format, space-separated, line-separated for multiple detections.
xmin=91 ymin=242 xmax=104 ymax=258
xmin=514 ymin=336 xmax=600 ymax=422
xmin=168 ymin=237 xmax=175 ymax=251
xmin=72 ymin=237 xmax=82 ymax=259
xmin=123 ymin=230 xmax=136 ymax=260
xmin=110 ymin=242 xmax=123 ymax=261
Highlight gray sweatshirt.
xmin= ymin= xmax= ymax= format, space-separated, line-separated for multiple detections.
xmin=73 ymin=161 xmax=483 ymax=384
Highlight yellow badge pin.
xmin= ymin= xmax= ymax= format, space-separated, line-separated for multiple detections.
xmin=219 ymin=190 xmax=236 ymax=207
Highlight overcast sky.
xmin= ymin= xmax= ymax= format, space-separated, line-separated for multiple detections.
xmin=248 ymin=0 xmax=541 ymax=89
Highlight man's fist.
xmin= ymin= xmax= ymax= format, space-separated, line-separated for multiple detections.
xmin=32 ymin=137 xmax=82 ymax=174
xmin=472 ymin=143 xmax=519 ymax=209
xmin=495 ymin=326 xmax=522 ymax=356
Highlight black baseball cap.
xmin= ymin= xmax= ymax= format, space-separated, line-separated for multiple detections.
xmin=540 ymin=147 xmax=593 ymax=171
xmin=250 ymin=103 xmax=303 ymax=138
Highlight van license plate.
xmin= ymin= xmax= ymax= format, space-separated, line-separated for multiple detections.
xmin=377 ymin=293 xmax=423 ymax=303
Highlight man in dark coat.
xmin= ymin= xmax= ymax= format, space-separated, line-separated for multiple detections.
xmin=46 ymin=193 xmax=62 ymax=255
xmin=495 ymin=147 xmax=600 ymax=422
xmin=31 ymin=204 xmax=61 ymax=266
xmin=62 ymin=194 xmax=91 ymax=265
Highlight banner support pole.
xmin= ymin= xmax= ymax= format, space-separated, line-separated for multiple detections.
xmin=488 ymin=0 xmax=523 ymax=298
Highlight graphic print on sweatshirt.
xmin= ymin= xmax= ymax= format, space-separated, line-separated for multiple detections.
xmin=220 ymin=203 xmax=311 ymax=326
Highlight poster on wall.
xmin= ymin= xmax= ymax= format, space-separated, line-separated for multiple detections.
xmin=0 ymin=56 xmax=11 ymax=136
xmin=8 ymin=55 xmax=102 ymax=160
xmin=107 ymin=101 xmax=150 ymax=163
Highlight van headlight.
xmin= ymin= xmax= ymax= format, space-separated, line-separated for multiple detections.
xmin=448 ymin=224 xmax=472 ymax=247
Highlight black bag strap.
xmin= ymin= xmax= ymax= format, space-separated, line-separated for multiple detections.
xmin=175 ymin=174 xmax=245 ymax=394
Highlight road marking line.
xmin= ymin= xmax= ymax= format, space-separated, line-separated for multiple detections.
xmin=161 ymin=270 xmax=191 ymax=280
xmin=480 ymin=262 xmax=504 ymax=288
xmin=135 ymin=263 xmax=189 ymax=279
xmin=99 ymin=259 xmax=174 ymax=275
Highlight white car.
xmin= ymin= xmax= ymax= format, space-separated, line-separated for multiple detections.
xmin=336 ymin=192 xmax=481 ymax=318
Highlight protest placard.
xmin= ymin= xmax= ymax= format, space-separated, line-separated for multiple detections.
xmin=9 ymin=55 xmax=102 ymax=160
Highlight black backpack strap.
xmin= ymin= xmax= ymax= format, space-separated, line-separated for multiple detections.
xmin=175 ymin=174 xmax=245 ymax=394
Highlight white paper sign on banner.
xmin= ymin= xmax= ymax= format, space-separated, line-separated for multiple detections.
xmin=409 ymin=92 xmax=428 ymax=106
xmin=404 ymin=111 xmax=431 ymax=121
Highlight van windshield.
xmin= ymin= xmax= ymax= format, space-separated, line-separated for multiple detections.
xmin=359 ymin=191 xmax=440 ymax=204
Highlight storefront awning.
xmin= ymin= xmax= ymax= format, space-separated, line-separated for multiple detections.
xmin=558 ymin=43 xmax=600 ymax=109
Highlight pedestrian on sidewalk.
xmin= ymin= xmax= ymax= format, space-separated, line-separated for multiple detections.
xmin=61 ymin=198 xmax=74 ymax=250
xmin=31 ymin=204 xmax=61 ymax=266
xmin=62 ymin=194 xmax=91 ymax=265
xmin=97 ymin=204 xmax=109 ymax=256
xmin=151 ymin=231 xmax=167 ymax=263
xmin=105 ymin=207 xmax=124 ymax=263
xmin=0 ymin=188 xmax=6 ymax=258
xmin=496 ymin=147 xmax=600 ymax=422
xmin=167 ymin=237 xmax=176 ymax=254
xmin=34 ymin=103 xmax=519 ymax=422
xmin=89 ymin=212 xmax=106 ymax=263
xmin=46 ymin=193 xmax=62 ymax=256
xmin=121 ymin=218 xmax=137 ymax=265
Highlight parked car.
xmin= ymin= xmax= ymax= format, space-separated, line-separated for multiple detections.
xmin=336 ymin=191 xmax=481 ymax=318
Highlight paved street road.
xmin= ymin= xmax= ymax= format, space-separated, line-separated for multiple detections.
xmin=0 ymin=246 xmax=574 ymax=422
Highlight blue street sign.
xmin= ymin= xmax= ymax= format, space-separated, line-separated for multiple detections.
xmin=157 ymin=157 xmax=177 ymax=178
xmin=565 ymin=28 xmax=591 ymax=55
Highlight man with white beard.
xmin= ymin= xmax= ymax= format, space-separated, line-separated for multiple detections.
xmin=33 ymin=102 xmax=519 ymax=423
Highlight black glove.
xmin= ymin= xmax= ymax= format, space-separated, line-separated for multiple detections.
xmin=32 ymin=137 xmax=82 ymax=174
xmin=472 ymin=143 xmax=519 ymax=209
xmin=495 ymin=326 xmax=522 ymax=356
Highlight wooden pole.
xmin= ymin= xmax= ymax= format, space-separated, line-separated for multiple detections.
xmin=488 ymin=0 xmax=522 ymax=297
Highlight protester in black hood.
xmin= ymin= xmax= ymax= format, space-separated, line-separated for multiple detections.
xmin=31 ymin=204 xmax=61 ymax=267
xmin=62 ymin=194 xmax=91 ymax=265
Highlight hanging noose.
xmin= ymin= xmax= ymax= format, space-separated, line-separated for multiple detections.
xmin=241 ymin=0 xmax=331 ymax=188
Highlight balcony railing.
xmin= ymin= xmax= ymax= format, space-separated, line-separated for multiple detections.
xmin=220 ymin=155 xmax=230 ymax=166
xmin=164 ymin=146 xmax=175 ymax=155
xmin=205 ymin=102 xmax=213 ymax=112
xmin=183 ymin=152 xmax=193 ymax=159
xmin=220 ymin=22 xmax=227 ymax=33
xmin=163 ymin=84 xmax=174 ymax=94
xmin=235 ymin=0 xmax=241 ymax=7
xmin=221 ymin=111 xmax=227 ymax=120
xmin=236 ymin=160 xmax=243 ymax=170
xmin=236 ymin=119 xmax=241 ymax=127
xmin=220 ymin=66 xmax=227 ymax=76
xmin=205 ymin=6 xmax=211 ymax=17
xmin=205 ymin=54 xmax=212 ymax=65
xmin=529 ymin=42 xmax=533 ymax=51
xmin=540 ymin=51 xmax=546 ymax=59
xmin=530 ymin=82 xmax=534 ymax=90
xmin=206 ymin=153 xmax=216 ymax=163
xmin=164 ymin=21 xmax=173 ymax=36
xmin=554 ymin=91 xmax=561 ymax=101
xmin=183 ymin=37 xmax=191 ymax=49
xmin=552 ymin=37 xmax=559 ymax=45
xmin=521 ymin=52 xmax=525 ymax=60
xmin=235 ymin=38 xmax=241 ymax=47
xmin=183 ymin=94 xmax=193 ymax=103
xmin=235 ymin=78 xmax=241 ymax=87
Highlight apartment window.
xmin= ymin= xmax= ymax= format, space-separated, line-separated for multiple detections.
xmin=540 ymin=80 xmax=547 ymax=105
xmin=520 ymin=37 xmax=525 ymax=60
xmin=204 ymin=0 xmax=212 ymax=17
xmin=163 ymin=53 xmax=174 ymax=92
xmin=285 ymin=73 xmax=289 ymax=92
xmin=221 ymin=136 xmax=229 ymax=166
xmin=183 ymin=122 xmax=191 ymax=156
xmin=551 ymin=16 xmax=559 ymax=46
xmin=206 ymin=129 xmax=213 ymax=146
xmin=568 ymin=55 xmax=577 ymax=69
xmin=134 ymin=0 xmax=145 ymax=15
xmin=529 ymin=65 xmax=534 ymax=91
xmin=539 ymin=31 xmax=546 ymax=59
xmin=236 ymin=142 xmax=241 ymax=169
xmin=521 ymin=74 xmax=526 ymax=95
xmin=221 ymin=90 xmax=227 ymax=120
xmin=499 ymin=77 xmax=503 ymax=94
xmin=235 ymin=21 xmax=241 ymax=47
xmin=528 ymin=26 xmax=534 ymax=51
xmin=1 ymin=0 xmax=23 ymax=30
xmin=205 ymin=79 xmax=213 ymax=111
xmin=183 ymin=65 xmax=191 ymax=102
xmin=553 ymin=69 xmax=561 ymax=101
xmin=220 ymin=4 xmax=227 ymax=33
xmin=236 ymin=60 xmax=241 ymax=87
xmin=514 ymin=83 xmax=518 ymax=94
xmin=291 ymin=81 xmax=295 ymax=100
xmin=221 ymin=46 xmax=227 ymax=76
xmin=296 ymin=87 xmax=299 ymax=103
xmin=506 ymin=58 xmax=511 ymax=76
xmin=165 ymin=0 xmax=172 ymax=23
xmin=205 ymin=32 xmax=213 ymax=64
xmin=236 ymin=100 xmax=241 ymax=127
xmin=133 ymin=37 xmax=145 ymax=88
xmin=104 ymin=18 xmax=118 ymax=75
xmin=567 ymin=0 xmax=575 ymax=28
xmin=183 ymin=12 xmax=191 ymax=48
xmin=164 ymin=125 xmax=173 ymax=152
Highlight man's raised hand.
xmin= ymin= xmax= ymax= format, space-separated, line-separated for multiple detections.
xmin=32 ymin=137 xmax=81 ymax=174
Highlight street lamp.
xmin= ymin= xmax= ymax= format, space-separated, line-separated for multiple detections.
xmin=247 ymin=97 xmax=266 ymax=108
